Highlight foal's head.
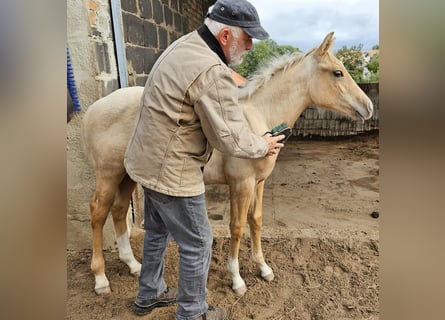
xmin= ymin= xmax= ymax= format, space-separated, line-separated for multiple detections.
xmin=238 ymin=32 xmax=373 ymax=121
xmin=306 ymin=32 xmax=373 ymax=120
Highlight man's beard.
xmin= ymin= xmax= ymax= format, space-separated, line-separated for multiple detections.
xmin=228 ymin=40 xmax=247 ymax=66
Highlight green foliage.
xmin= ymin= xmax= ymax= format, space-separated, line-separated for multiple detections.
xmin=335 ymin=44 xmax=380 ymax=83
xmin=335 ymin=44 xmax=365 ymax=82
xmin=234 ymin=38 xmax=379 ymax=83
xmin=367 ymin=52 xmax=379 ymax=74
xmin=234 ymin=39 xmax=301 ymax=78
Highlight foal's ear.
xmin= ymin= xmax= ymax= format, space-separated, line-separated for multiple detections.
xmin=315 ymin=32 xmax=335 ymax=58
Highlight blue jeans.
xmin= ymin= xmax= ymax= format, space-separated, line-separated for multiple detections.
xmin=136 ymin=187 xmax=213 ymax=320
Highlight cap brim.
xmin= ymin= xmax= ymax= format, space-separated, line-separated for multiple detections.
xmin=243 ymin=26 xmax=269 ymax=40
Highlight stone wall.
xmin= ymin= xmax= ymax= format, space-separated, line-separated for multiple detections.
xmin=121 ymin=0 xmax=210 ymax=86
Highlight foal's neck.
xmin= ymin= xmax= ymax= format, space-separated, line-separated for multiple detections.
xmin=241 ymin=70 xmax=311 ymax=131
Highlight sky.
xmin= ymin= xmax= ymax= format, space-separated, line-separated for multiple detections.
xmin=248 ymin=0 xmax=379 ymax=52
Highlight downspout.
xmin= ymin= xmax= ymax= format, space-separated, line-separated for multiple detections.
xmin=110 ymin=0 xmax=128 ymax=88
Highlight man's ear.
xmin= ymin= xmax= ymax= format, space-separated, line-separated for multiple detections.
xmin=218 ymin=28 xmax=231 ymax=46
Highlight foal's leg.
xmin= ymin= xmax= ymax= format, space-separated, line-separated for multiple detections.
xmin=90 ymin=178 xmax=118 ymax=295
xmin=227 ymin=179 xmax=255 ymax=296
xmin=248 ymin=180 xmax=274 ymax=281
xmin=110 ymin=174 xmax=141 ymax=277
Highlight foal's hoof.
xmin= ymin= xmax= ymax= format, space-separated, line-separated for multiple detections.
xmin=94 ymin=285 xmax=111 ymax=295
xmin=262 ymin=271 xmax=274 ymax=282
xmin=130 ymin=263 xmax=142 ymax=277
xmin=131 ymin=269 xmax=141 ymax=277
xmin=259 ymin=264 xmax=275 ymax=282
xmin=233 ymin=285 xmax=247 ymax=296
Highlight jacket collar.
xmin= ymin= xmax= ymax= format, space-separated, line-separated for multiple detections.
xmin=197 ymin=25 xmax=227 ymax=65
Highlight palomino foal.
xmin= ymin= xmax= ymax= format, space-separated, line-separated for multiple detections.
xmin=81 ymin=32 xmax=373 ymax=295
xmin=203 ymin=32 xmax=373 ymax=295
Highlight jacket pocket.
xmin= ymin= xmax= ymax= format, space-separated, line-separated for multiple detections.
xmin=180 ymin=142 xmax=213 ymax=188
xmin=191 ymin=141 xmax=213 ymax=163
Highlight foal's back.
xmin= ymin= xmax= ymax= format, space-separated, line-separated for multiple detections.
xmin=82 ymin=86 xmax=144 ymax=173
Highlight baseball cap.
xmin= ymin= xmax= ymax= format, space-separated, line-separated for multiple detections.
xmin=207 ymin=0 xmax=269 ymax=40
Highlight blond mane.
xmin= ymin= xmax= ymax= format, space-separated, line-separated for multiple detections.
xmin=238 ymin=49 xmax=315 ymax=99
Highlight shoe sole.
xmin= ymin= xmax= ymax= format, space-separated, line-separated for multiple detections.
xmin=133 ymin=299 xmax=176 ymax=316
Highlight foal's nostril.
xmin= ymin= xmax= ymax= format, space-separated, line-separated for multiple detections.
xmin=354 ymin=109 xmax=364 ymax=119
xmin=355 ymin=105 xmax=373 ymax=120
xmin=367 ymin=102 xmax=374 ymax=118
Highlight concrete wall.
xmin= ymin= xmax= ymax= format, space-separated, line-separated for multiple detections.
xmin=67 ymin=0 xmax=119 ymax=109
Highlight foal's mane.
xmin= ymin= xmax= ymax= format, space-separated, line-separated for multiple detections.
xmin=238 ymin=48 xmax=315 ymax=99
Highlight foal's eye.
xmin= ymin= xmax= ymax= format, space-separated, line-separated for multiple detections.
xmin=333 ymin=70 xmax=344 ymax=78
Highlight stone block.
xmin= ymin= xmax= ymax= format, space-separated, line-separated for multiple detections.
xmin=153 ymin=0 xmax=163 ymax=24
xmin=170 ymin=0 xmax=179 ymax=12
xmin=121 ymin=0 xmax=138 ymax=14
xmin=126 ymin=45 xmax=147 ymax=74
xmin=94 ymin=41 xmax=111 ymax=73
xmin=173 ymin=12 xmax=182 ymax=33
xmin=144 ymin=48 xmax=159 ymax=74
xmin=143 ymin=21 xmax=158 ymax=47
xmin=136 ymin=76 xmax=148 ymax=86
xmin=164 ymin=6 xmax=173 ymax=27
xmin=102 ymin=78 xmax=119 ymax=95
xmin=123 ymin=12 xmax=145 ymax=46
xmin=158 ymin=27 xmax=168 ymax=49
xmin=139 ymin=0 xmax=153 ymax=19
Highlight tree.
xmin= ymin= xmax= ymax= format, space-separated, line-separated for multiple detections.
xmin=234 ymin=39 xmax=301 ymax=78
xmin=335 ymin=44 xmax=365 ymax=82
xmin=366 ymin=52 xmax=379 ymax=82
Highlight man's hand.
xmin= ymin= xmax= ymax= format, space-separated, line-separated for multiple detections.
xmin=262 ymin=133 xmax=285 ymax=156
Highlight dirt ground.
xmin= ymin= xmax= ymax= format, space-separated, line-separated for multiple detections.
xmin=67 ymin=132 xmax=379 ymax=320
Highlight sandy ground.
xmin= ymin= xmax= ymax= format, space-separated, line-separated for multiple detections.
xmin=67 ymin=132 xmax=379 ymax=320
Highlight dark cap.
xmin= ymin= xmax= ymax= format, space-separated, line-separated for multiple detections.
xmin=207 ymin=0 xmax=269 ymax=40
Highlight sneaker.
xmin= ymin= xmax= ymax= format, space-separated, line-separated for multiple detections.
xmin=195 ymin=306 xmax=229 ymax=320
xmin=133 ymin=287 xmax=177 ymax=316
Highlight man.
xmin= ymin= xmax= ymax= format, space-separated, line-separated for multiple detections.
xmin=124 ymin=1 xmax=284 ymax=319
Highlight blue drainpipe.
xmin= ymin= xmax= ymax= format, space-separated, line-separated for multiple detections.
xmin=110 ymin=0 xmax=128 ymax=88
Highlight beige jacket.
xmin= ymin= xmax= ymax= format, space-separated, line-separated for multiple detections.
xmin=124 ymin=29 xmax=268 ymax=197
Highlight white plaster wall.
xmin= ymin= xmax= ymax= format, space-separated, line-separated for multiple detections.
xmin=67 ymin=0 xmax=119 ymax=106
xmin=67 ymin=0 xmax=118 ymax=250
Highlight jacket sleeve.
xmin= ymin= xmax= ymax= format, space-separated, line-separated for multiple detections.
xmin=192 ymin=66 xmax=268 ymax=159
